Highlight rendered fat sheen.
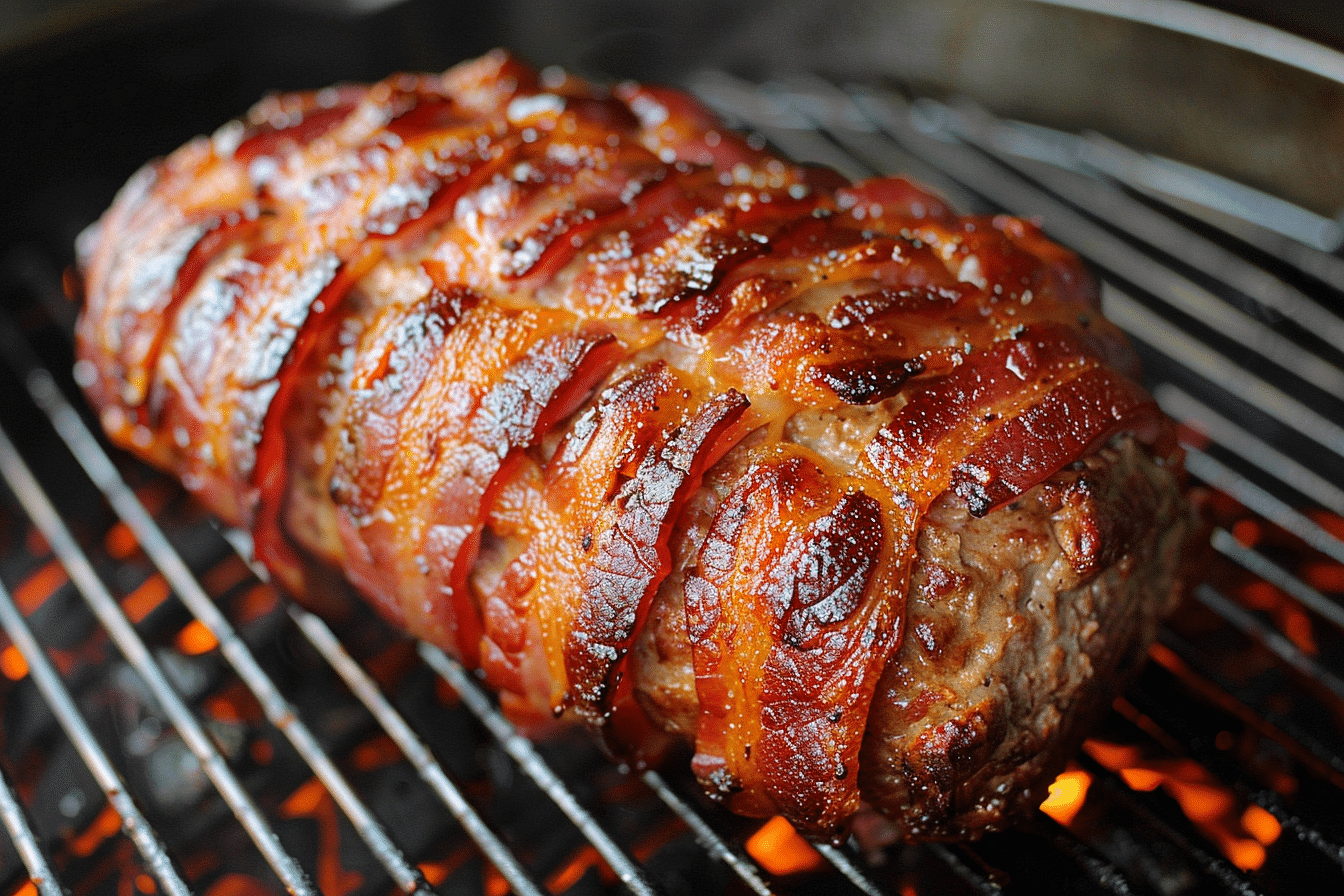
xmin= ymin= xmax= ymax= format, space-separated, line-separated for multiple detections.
xmin=74 ymin=50 xmax=1199 ymax=840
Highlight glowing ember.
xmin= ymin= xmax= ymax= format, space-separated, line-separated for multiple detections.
xmin=483 ymin=864 xmax=511 ymax=896
xmin=1039 ymin=766 xmax=1091 ymax=826
xmin=417 ymin=847 xmax=475 ymax=887
xmin=745 ymin=816 xmax=824 ymax=876
xmin=204 ymin=873 xmax=275 ymax=896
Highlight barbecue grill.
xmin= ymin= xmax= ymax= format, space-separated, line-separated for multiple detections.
xmin=3 ymin=0 xmax=1344 ymax=893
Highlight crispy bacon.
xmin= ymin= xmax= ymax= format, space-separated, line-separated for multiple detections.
xmin=75 ymin=50 xmax=1182 ymax=839
xmin=686 ymin=450 xmax=896 ymax=831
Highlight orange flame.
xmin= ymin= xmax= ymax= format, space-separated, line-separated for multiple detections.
xmin=745 ymin=816 xmax=824 ymax=876
xmin=483 ymin=864 xmax=511 ymax=896
xmin=70 ymin=805 xmax=123 ymax=858
xmin=1039 ymin=766 xmax=1092 ymax=827
xmin=1084 ymin=739 xmax=1280 ymax=871
xmin=417 ymin=846 xmax=472 ymax=887
xmin=204 ymin=873 xmax=275 ymax=896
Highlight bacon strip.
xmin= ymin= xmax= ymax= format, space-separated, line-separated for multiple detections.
xmin=686 ymin=450 xmax=896 ymax=834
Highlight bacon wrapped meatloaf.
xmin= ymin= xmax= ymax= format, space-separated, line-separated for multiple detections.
xmin=74 ymin=50 xmax=1199 ymax=840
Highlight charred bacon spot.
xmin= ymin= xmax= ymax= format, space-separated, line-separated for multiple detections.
xmin=633 ymin=212 xmax=770 ymax=315
xmin=807 ymin=356 xmax=925 ymax=405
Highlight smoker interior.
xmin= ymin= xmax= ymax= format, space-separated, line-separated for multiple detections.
xmin=3 ymin=0 xmax=1344 ymax=893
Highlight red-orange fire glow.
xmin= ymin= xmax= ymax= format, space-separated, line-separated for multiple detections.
xmin=350 ymin=735 xmax=403 ymax=772
xmin=744 ymin=816 xmax=825 ymax=877
xmin=416 ymin=846 xmax=473 ymax=887
xmin=482 ymin=863 xmax=511 ymax=896
xmin=1084 ymin=740 xmax=1281 ymax=871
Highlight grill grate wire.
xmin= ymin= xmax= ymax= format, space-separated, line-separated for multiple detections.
xmin=0 ymin=69 xmax=1342 ymax=895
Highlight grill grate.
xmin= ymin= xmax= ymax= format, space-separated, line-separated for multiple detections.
xmin=2 ymin=62 xmax=1344 ymax=895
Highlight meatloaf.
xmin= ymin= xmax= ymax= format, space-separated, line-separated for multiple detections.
xmin=73 ymin=49 xmax=1200 ymax=840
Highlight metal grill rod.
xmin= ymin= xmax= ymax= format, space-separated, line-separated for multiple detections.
xmin=1100 ymin=286 xmax=1344 ymax=465
xmin=417 ymin=643 xmax=660 ymax=896
xmin=0 ymin=767 xmax=65 ymax=896
xmin=1157 ymin=621 xmax=1344 ymax=764
xmin=922 ymin=843 xmax=1003 ymax=896
xmin=635 ymin=770 xmax=776 ymax=896
xmin=1183 ymin=446 xmax=1344 ymax=569
xmin=1070 ymin=132 xmax=1344 ymax=287
xmin=813 ymin=843 xmax=885 ymax=896
xmin=1193 ymin=583 xmax=1344 ymax=705
xmin=6 ymin=329 xmax=440 ymax=895
xmin=284 ymin=602 xmax=546 ymax=896
xmin=1155 ymin=385 xmax=1344 ymax=518
xmin=0 ymin=513 xmax=193 ymax=896
xmin=0 ymin=424 xmax=316 ymax=896
xmin=930 ymin=100 xmax=1344 ymax=348
xmin=994 ymin=122 xmax=1344 ymax=258
xmin=1209 ymin=527 xmax=1344 ymax=635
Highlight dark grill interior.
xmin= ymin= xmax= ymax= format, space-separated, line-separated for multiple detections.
xmin=3 ymin=1 xmax=1344 ymax=893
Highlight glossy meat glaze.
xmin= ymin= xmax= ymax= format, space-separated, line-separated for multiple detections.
xmin=75 ymin=50 xmax=1197 ymax=838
